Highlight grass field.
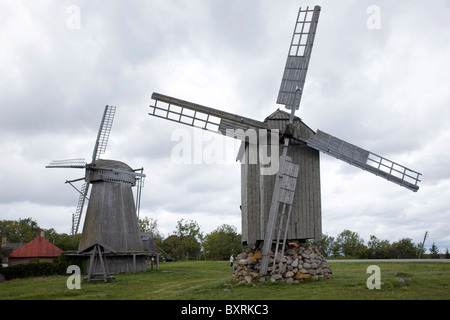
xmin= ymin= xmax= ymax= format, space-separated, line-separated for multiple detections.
xmin=0 ymin=260 xmax=448 ymax=300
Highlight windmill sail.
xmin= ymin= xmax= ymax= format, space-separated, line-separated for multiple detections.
xmin=277 ymin=6 xmax=320 ymax=110
xmin=260 ymin=6 xmax=322 ymax=276
xmin=306 ymin=130 xmax=421 ymax=192
xmin=149 ymin=93 xmax=269 ymax=140
xmin=46 ymin=158 xmax=86 ymax=169
xmin=92 ymin=105 xmax=116 ymax=162
xmin=72 ymin=182 xmax=89 ymax=236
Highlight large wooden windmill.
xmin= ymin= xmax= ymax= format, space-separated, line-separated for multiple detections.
xmin=148 ymin=6 xmax=421 ymax=274
xmin=46 ymin=106 xmax=147 ymax=273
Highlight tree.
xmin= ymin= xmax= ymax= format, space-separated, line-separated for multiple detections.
xmin=367 ymin=235 xmax=391 ymax=259
xmin=390 ymin=238 xmax=417 ymax=259
xmin=429 ymin=242 xmax=440 ymax=259
xmin=417 ymin=241 xmax=426 ymax=259
xmin=139 ymin=217 xmax=163 ymax=239
xmin=203 ymin=224 xmax=241 ymax=260
xmin=161 ymin=219 xmax=203 ymax=260
xmin=161 ymin=235 xmax=181 ymax=260
xmin=333 ymin=229 xmax=366 ymax=258
xmin=311 ymin=234 xmax=335 ymax=257
xmin=175 ymin=219 xmax=203 ymax=241
xmin=43 ymin=228 xmax=80 ymax=251
xmin=0 ymin=218 xmax=40 ymax=243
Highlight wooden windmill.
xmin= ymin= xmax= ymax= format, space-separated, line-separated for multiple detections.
xmin=148 ymin=6 xmax=421 ymax=275
xmin=46 ymin=106 xmax=147 ymax=273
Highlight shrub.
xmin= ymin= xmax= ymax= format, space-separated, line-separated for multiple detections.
xmin=0 ymin=254 xmax=84 ymax=281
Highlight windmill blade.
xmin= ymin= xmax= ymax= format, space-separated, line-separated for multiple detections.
xmin=133 ymin=168 xmax=145 ymax=219
xmin=72 ymin=182 xmax=90 ymax=236
xmin=260 ymin=6 xmax=321 ymax=275
xmin=306 ymin=130 xmax=422 ymax=192
xmin=46 ymin=158 xmax=86 ymax=169
xmin=91 ymin=105 xmax=116 ymax=162
xmin=149 ymin=93 xmax=269 ymax=141
xmin=277 ymin=5 xmax=321 ymax=110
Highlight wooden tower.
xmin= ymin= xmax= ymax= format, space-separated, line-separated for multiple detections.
xmin=240 ymin=110 xmax=321 ymax=245
xmin=47 ymin=106 xmax=147 ymax=274
xmin=77 ymin=159 xmax=146 ymax=273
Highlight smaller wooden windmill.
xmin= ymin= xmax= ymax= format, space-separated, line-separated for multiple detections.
xmin=46 ymin=106 xmax=147 ymax=274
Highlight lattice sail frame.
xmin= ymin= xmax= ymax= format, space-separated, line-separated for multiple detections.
xmin=92 ymin=105 xmax=116 ymax=161
xmin=46 ymin=158 xmax=87 ymax=168
xmin=149 ymin=93 xmax=270 ymax=141
xmin=277 ymin=6 xmax=320 ymax=110
xmin=306 ymin=130 xmax=421 ymax=192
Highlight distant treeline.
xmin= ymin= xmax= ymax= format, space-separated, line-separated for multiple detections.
xmin=1 ymin=218 xmax=447 ymax=261
xmin=310 ymin=230 xmax=447 ymax=259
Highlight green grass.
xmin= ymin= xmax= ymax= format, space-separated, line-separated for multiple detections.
xmin=0 ymin=261 xmax=448 ymax=300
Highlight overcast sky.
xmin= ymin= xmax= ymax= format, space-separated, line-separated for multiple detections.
xmin=1 ymin=0 xmax=449 ymax=252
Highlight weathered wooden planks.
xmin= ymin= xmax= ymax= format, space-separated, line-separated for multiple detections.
xmin=240 ymin=110 xmax=322 ymax=245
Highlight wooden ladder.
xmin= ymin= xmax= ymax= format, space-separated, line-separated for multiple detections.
xmin=260 ymin=157 xmax=300 ymax=275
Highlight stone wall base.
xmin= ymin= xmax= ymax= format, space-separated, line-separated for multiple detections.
xmin=233 ymin=245 xmax=332 ymax=284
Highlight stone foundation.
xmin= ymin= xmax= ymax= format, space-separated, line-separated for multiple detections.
xmin=232 ymin=245 xmax=332 ymax=284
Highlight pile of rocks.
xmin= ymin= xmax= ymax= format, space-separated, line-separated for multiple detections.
xmin=232 ymin=245 xmax=332 ymax=284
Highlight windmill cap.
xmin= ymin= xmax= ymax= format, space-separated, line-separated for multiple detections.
xmin=91 ymin=159 xmax=133 ymax=171
xmin=88 ymin=159 xmax=136 ymax=184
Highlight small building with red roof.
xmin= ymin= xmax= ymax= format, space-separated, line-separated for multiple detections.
xmin=8 ymin=231 xmax=63 ymax=266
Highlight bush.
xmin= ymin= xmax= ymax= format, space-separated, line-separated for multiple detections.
xmin=0 ymin=254 xmax=84 ymax=281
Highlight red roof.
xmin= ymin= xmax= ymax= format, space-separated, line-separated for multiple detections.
xmin=9 ymin=232 xmax=63 ymax=258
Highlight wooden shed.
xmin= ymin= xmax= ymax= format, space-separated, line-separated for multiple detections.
xmin=8 ymin=231 xmax=63 ymax=266
xmin=240 ymin=109 xmax=322 ymax=246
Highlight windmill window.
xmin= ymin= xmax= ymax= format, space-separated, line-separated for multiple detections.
xmin=168 ymin=112 xmax=180 ymax=121
xmin=303 ymin=22 xmax=311 ymax=33
xmin=193 ymin=119 xmax=207 ymax=129
xmin=180 ymin=115 xmax=193 ymax=125
xmin=206 ymin=123 xmax=219 ymax=132
xmin=404 ymin=171 xmax=420 ymax=185
xmin=292 ymin=45 xmax=305 ymax=57
xmin=379 ymin=160 xmax=391 ymax=173
xmin=195 ymin=111 xmax=208 ymax=121
xmin=168 ymin=104 xmax=182 ymax=114
xmin=154 ymin=108 xmax=168 ymax=118
xmin=182 ymin=108 xmax=195 ymax=117
xmin=367 ymin=154 xmax=381 ymax=168
xmin=298 ymin=11 xmax=306 ymax=22
xmin=300 ymin=34 xmax=308 ymax=45
xmin=155 ymin=101 xmax=169 ymax=110
xmin=207 ymin=115 xmax=221 ymax=126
